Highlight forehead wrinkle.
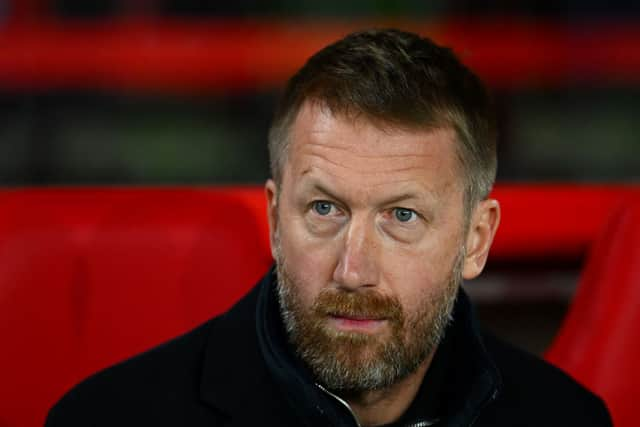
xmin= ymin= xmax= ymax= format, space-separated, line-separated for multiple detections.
xmin=297 ymin=152 xmax=355 ymax=175
xmin=300 ymin=159 xmax=431 ymax=179
xmin=292 ymin=143 xmax=459 ymax=201
xmin=300 ymin=165 xmax=346 ymax=182
xmin=297 ymin=147 xmax=435 ymax=177
xmin=367 ymin=179 xmax=440 ymax=202
xmin=370 ymin=169 xmax=460 ymax=199
xmin=301 ymin=140 xmax=437 ymax=161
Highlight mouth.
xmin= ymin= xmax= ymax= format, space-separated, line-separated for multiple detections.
xmin=327 ymin=313 xmax=388 ymax=333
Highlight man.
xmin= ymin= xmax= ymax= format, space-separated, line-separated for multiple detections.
xmin=47 ymin=29 xmax=612 ymax=426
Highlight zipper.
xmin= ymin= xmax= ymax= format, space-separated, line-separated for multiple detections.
xmin=316 ymin=383 xmax=362 ymax=427
xmin=406 ymin=421 xmax=439 ymax=427
xmin=315 ymin=384 xmax=440 ymax=427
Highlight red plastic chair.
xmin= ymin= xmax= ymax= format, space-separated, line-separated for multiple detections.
xmin=0 ymin=187 xmax=272 ymax=427
xmin=546 ymin=201 xmax=640 ymax=427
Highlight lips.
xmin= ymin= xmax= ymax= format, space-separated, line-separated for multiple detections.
xmin=327 ymin=313 xmax=388 ymax=333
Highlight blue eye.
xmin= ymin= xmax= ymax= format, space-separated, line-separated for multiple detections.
xmin=394 ymin=208 xmax=416 ymax=223
xmin=313 ymin=201 xmax=334 ymax=216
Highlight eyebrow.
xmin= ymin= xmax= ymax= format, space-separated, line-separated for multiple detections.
xmin=305 ymin=182 xmax=347 ymax=206
xmin=379 ymin=192 xmax=425 ymax=206
xmin=303 ymin=179 xmax=433 ymax=209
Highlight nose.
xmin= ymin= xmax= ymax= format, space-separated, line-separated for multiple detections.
xmin=332 ymin=215 xmax=379 ymax=290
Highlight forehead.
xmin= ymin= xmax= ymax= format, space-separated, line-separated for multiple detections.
xmin=284 ymin=102 xmax=462 ymax=201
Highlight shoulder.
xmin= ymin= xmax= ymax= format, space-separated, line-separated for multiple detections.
xmin=45 ymin=318 xmax=222 ymax=426
xmin=479 ymin=333 xmax=612 ymax=427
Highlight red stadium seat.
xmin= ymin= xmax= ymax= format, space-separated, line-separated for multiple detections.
xmin=546 ymin=201 xmax=640 ymax=427
xmin=0 ymin=187 xmax=272 ymax=427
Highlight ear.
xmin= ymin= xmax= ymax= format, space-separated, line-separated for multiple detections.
xmin=265 ymin=179 xmax=279 ymax=260
xmin=462 ymin=198 xmax=501 ymax=280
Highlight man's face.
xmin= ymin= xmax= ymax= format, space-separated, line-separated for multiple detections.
xmin=267 ymin=102 xmax=471 ymax=392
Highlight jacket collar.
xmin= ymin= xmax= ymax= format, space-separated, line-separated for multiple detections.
xmin=438 ymin=288 xmax=502 ymax=426
xmin=198 ymin=274 xmax=295 ymax=425
xmin=198 ymin=268 xmax=501 ymax=426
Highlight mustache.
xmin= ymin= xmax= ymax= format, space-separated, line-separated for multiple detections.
xmin=312 ymin=288 xmax=403 ymax=321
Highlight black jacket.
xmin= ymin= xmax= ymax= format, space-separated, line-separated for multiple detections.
xmin=46 ymin=269 xmax=612 ymax=427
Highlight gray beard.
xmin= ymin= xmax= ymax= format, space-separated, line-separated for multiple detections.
xmin=274 ymin=242 xmax=462 ymax=393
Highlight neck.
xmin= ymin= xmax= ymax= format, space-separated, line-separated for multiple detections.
xmin=337 ymin=352 xmax=435 ymax=427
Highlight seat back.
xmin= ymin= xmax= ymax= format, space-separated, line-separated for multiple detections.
xmin=0 ymin=187 xmax=272 ymax=427
xmin=546 ymin=202 xmax=640 ymax=427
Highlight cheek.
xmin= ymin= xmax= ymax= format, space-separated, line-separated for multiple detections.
xmin=278 ymin=217 xmax=340 ymax=306
xmin=382 ymin=242 xmax=459 ymax=312
xmin=387 ymin=262 xmax=435 ymax=311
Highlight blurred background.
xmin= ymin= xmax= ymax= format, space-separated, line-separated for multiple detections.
xmin=0 ymin=0 xmax=639 ymax=355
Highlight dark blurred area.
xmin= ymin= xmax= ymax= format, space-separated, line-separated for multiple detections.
xmin=1 ymin=0 xmax=638 ymax=188
xmin=1 ymin=0 xmax=638 ymax=355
